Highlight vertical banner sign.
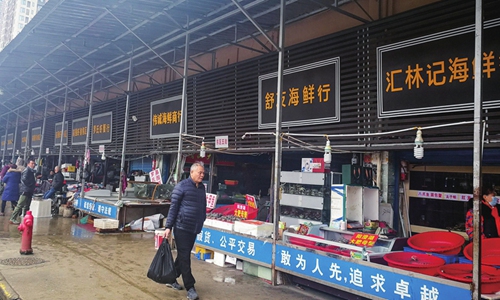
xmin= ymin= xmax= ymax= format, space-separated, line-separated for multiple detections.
xmin=377 ymin=19 xmax=500 ymax=118
xmin=150 ymin=95 xmax=183 ymax=139
xmin=91 ymin=112 xmax=112 ymax=144
xmin=259 ymin=57 xmax=340 ymax=129
xmin=72 ymin=117 xmax=89 ymax=145
xmin=6 ymin=133 xmax=14 ymax=150
xmin=21 ymin=130 xmax=28 ymax=149
xmin=0 ymin=135 xmax=4 ymax=152
xmin=54 ymin=121 xmax=68 ymax=146
xmin=31 ymin=127 xmax=41 ymax=148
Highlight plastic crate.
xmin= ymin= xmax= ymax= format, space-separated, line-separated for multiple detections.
xmin=404 ymin=247 xmax=459 ymax=264
xmin=93 ymin=218 xmax=119 ymax=229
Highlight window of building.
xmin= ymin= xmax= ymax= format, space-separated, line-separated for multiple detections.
xmin=19 ymin=15 xmax=24 ymax=22
xmin=27 ymin=1 xmax=31 ymax=8
xmin=18 ymin=24 xmax=23 ymax=29
xmin=26 ymin=10 xmax=30 ymax=15
xmin=25 ymin=17 xmax=29 ymax=23
xmin=21 ymin=7 xmax=25 ymax=13
xmin=22 ymin=0 xmax=27 ymax=5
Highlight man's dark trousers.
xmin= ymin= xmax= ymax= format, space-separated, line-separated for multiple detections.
xmin=173 ymin=227 xmax=197 ymax=290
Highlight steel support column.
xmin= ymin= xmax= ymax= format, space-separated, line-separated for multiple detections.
xmin=472 ymin=0 xmax=483 ymax=299
xmin=2 ymin=114 xmax=10 ymax=164
xmin=175 ymin=19 xmax=190 ymax=183
xmin=271 ymin=0 xmax=285 ymax=286
xmin=81 ymin=75 xmax=95 ymax=199
xmin=12 ymin=114 xmax=19 ymax=161
xmin=118 ymin=55 xmax=133 ymax=200
xmin=37 ymin=99 xmax=49 ymax=172
xmin=23 ymin=104 xmax=32 ymax=162
xmin=58 ymin=88 xmax=68 ymax=166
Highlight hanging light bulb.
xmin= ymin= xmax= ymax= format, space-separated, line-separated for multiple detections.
xmin=324 ymin=140 xmax=331 ymax=164
xmin=101 ymin=152 xmax=106 ymax=160
xmin=31 ymin=149 xmax=35 ymax=156
xmin=414 ymin=128 xmax=424 ymax=159
xmin=200 ymin=141 xmax=206 ymax=158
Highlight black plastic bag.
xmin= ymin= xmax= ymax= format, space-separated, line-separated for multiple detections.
xmin=147 ymin=239 xmax=177 ymax=284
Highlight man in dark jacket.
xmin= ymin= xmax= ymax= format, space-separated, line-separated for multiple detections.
xmin=10 ymin=159 xmax=37 ymax=224
xmin=163 ymin=162 xmax=206 ymax=300
xmin=43 ymin=166 xmax=64 ymax=199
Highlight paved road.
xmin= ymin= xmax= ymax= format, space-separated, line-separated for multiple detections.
xmin=0 ymin=213 xmax=338 ymax=300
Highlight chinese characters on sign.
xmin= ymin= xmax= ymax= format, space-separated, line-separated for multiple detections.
xmin=215 ymin=136 xmax=229 ymax=149
xmin=259 ymin=57 xmax=340 ymax=128
xmin=152 ymin=111 xmax=181 ymax=126
xmin=21 ymin=130 xmax=28 ymax=149
xmin=31 ymin=127 xmax=41 ymax=148
xmin=245 ymin=194 xmax=257 ymax=209
xmin=149 ymin=169 xmax=163 ymax=184
xmin=206 ymin=193 xmax=218 ymax=210
xmin=276 ymin=244 xmax=469 ymax=299
xmin=91 ymin=112 xmax=112 ymax=144
xmin=378 ymin=19 xmax=500 ymax=118
xmin=349 ymin=233 xmax=379 ymax=247
xmin=54 ymin=121 xmax=68 ymax=146
xmin=195 ymin=227 xmax=272 ymax=264
xmin=234 ymin=203 xmax=249 ymax=219
xmin=150 ymin=96 xmax=183 ymax=139
xmin=416 ymin=190 xmax=471 ymax=202
xmin=72 ymin=117 xmax=88 ymax=145
xmin=73 ymin=197 xmax=118 ymax=219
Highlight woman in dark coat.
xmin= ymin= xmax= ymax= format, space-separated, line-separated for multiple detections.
xmin=1 ymin=164 xmax=21 ymax=216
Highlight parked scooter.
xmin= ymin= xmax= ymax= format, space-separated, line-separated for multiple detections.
xmin=50 ymin=185 xmax=68 ymax=216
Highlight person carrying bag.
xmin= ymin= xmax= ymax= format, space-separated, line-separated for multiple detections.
xmin=147 ymin=239 xmax=176 ymax=284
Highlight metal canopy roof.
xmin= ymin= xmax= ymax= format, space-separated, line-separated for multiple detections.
xmin=0 ymin=0 xmax=361 ymax=127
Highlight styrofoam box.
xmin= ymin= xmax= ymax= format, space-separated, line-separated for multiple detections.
xmin=204 ymin=219 xmax=214 ymax=227
xmin=93 ymin=218 xmax=119 ymax=229
xmin=233 ymin=220 xmax=273 ymax=237
xmin=30 ymin=199 xmax=52 ymax=218
xmin=210 ymin=219 xmax=234 ymax=231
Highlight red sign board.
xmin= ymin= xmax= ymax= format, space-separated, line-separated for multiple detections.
xmin=234 ymin=203 xmax=249 ymax=219
xmin=245 ymin=194 xmax=257 ymax=209
xmin=349 ymin=233 xmax=379 ymax=247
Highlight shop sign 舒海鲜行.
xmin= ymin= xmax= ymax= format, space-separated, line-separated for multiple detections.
xmin=31 ymin=127 xmax=41 ymax=148
xmin=377 ymin=18 xmax=500 ymax=118
xmin=54 ymin=121 xmax=69 ymax=146
xmin=259 ymin=57 xmax=340 ymax=129
xmin=150 ymin=95 xmax=183 ymax=139
xmin=72 ymin=117 xmax=88 ymax=145
xmin=91 ymin=112 xmax=112 ymax=144
xmin=21 ymin=130 xmax=28 ymax=149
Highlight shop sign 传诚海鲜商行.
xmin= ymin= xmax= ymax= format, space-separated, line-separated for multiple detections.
xmin=150 ymin=95 xmax=183 ymax=139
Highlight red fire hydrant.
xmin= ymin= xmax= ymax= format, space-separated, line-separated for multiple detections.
xmin=18 ymin=211 xmax=34 ymax=255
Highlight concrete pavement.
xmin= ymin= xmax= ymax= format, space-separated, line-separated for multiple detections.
xmin=0 ymin=211 xmax=337 ymax=300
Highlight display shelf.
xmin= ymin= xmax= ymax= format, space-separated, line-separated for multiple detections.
xmin=280 ymin=171 xmax=325 ymax=226
xmin=280 ymin=193 xmax=323 ymax=210
xmin=331 ymin=184 xmax=379 ymax=226
xmin=280 ymin=215 xmax=322 ymax=226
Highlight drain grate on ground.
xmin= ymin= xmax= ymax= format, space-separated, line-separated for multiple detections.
xmin=0 ymin=257 xmax=46 ymax=266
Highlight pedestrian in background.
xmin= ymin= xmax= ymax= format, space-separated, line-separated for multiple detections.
xmin=43 ymin=166 xmax=64 ymax=199
xmin=9 ymin=159 xmax=36 ymax=224
xmin=0 ymin=164 xmax=20 ymax=216
xmin=163 ymin=162 xmax=206 ymax=300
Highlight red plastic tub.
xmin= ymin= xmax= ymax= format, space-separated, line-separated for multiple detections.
xmin=407 ymin=231 xmax=465 ymax=255
xmin=463 ymin=238 xmax=500 ymax=266
xmin=439 ymin=263 xmax=500 ymax=294
xmin=383 ymin=252 xmax=446 ymax=276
